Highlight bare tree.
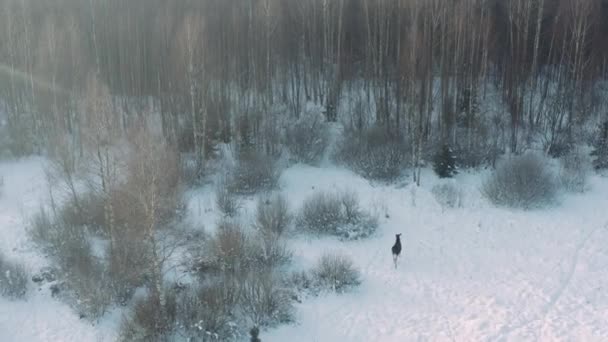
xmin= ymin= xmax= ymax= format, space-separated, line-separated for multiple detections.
xmin=81 ymin=72 xmax=122 ymax=249
xmin=121 ymin=122 xmax=181 ymax=320
xmin=173 ymin=13 xmax=206 ymax=175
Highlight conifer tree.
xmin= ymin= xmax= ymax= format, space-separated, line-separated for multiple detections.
xmin=433 ymin=144 xmax=458 ymax=178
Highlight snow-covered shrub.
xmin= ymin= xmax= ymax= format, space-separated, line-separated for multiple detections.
xmin=107 ymin=232 xmax=150 ymax=304
xmin=284 ymin=108 xmax=329 ymax=165
xmin=121 ymin=281 xmax=238 ymax=342
xmin=180 ymin=153 xmax=201 ymax=185
xmin=60 ymin=246 xmax=112 ymax=319
xmin=197 ymin=220 xmax=257 ymax=276
xmin=172 ymin=280 xmax=241 ymax=341
xmin=198 ymin=219 xmax=292 ymax=276
xmin=559 ymin=148 xmax=591 ymax=193
xmin=250 ymin=230 xmax=293 ymax=270
xmin=255 ymin=193 xmax=292 ymax=237
xmin=0 ymin=253 xmax=28 ymax=299
xmin=335 ymin=125 xmax=409 ymax=182
xmin=30 ymin=210 xmax=95 ymax=273
xmin=546 ymin=133 xmax=575 ymax=158
xmin=336 ymin=191 xmax=379 ymax=240
xmin=62 ymin=241 xmax=112 ymax=319
xmin=228 ymin=150 xmax=279 ymax=195
xmin=482 ymin=152 xmax=557 ymax=209
xmin=431 ymin=182 xmax=463 ymax=210
xmin=286 ymin=270 xmax=314 ymax=296
xmin=216 ymin=176 xmax=241 ymax=217
xmin=119 ymin=291 xmax=178 ymax=342
xmin=312 ymin=253 xmax=361 ymax=293
xmin=241 ymin=271 xmax=294 ymax=327
xmin=296 ymin=190 xmax=378 ymax=240
xmin=58 ymin=191 xmax=106 ymax=233
xmin=297 ymin=191 xmax=343 ymax=234
xmin=29 ymin=208 xmax=57 ymax=251
xmin=32 ymin=219 xmax=113 ymax=318
xmin=30 ymin=209 xmax=112 ymax=319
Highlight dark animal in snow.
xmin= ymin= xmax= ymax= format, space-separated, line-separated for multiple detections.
xmin=391 ymin=234 xmax=402 ymax=269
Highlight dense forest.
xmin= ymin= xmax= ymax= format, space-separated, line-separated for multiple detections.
xmin=2 ymin=0 xmax=608 ymax=171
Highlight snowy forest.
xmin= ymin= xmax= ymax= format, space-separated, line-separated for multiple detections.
xmin=1 ymin=0 xmax=608 ymax=341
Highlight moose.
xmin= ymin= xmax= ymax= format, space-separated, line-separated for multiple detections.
xmin=391 ymin=234 xmax=402 ymax=269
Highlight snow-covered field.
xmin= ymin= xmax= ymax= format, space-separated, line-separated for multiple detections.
xmin=1 ymin=157 xmax=607 ymax=341
xmin=0 ymin=157 xmax=121 ymax=341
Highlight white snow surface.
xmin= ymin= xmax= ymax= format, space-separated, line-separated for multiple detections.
xmin=265 ymin=165 xmax=608 ymax=342
xmin=0 ymin=157 xmax=119 ymax=342
xmin=1 ymin=157 xmax=608 ymax=341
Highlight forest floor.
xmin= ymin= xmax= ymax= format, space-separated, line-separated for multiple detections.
xmin=1 ymin=157 xmax=608 ymax=341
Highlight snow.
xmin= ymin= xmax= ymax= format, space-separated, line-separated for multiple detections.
xmin=0 ymin=157 xmax=119 ymax=342
xmin=1 ymin=157 xmax=608 ymax=341
xmin=265 ymin=165 xmax=608 ymax=342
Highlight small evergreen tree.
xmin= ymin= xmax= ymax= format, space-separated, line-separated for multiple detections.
xmin=250 ymin=326 xmax=261 ymax=342
xmin=591 ymin=121 xmax=608 ymax=170
xmin=433 ymin=144 xmax=458 ymax=178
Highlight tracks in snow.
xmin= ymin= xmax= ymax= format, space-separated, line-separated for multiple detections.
xmin=494 ymin=223 xmax=604 ymax=341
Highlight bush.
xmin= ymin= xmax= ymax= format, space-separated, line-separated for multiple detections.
xmin=29 ymin=208 xmax=60 ymax=252
xmin=546 ymin=132 xmax=574 ymax=158
xmin=108 ymin=232 xmax=150 ymax=305
xmin=119 ymin=292 xmax=177 ymax=342
xmin=312 ymin=253 xmax=360 ymax=293
xmin=297 ymin=192 xmax=343 ymax=234
xmin=433 ymin=144 xmax=458 ymax=178
xmin=241 ymin=271 xmax=294 ymax=327
xmin=173 ymin=279 xmax=241 ymax=341
xmin=228 ymin=150 xmax=279 ymax=195
xmin=179 ymin=154 xmax=200 ymax=186
xmin=296 ymin=191 xmax=378 ymax=240
xmin=285 ymin=108 xmax=330 ymax=165
xmin=63 ymin=240 xmax=112 ymax=319
xmin=431 ymin=182 xmax=463 ymax=211
xmin=58 ymin=192 xmax=106 ymax=233
xmin=250 ymin=231 xmax=293 ymax=270
xmin=64 ymin=252 xmax=112 ymax=320
xmin=198 ymin=219 xmax=293 ymax=276
xmin=335 ymin=125 xmax=409 ymax=182
xmin=560 ymin=148 xmax=591 ymax=193
xmin=216 ymin=177 xmax=241 ymax=217
xmin=286 ymin=270 xmax=314 ymax=297
xmin=255 ymin=193 xmax=291 ymax=237
xmin=0 ymin=253 xmax=28 ymax=299
xmin=121 ymin=278 xmax=242 ymax=342
xmin=205 ymin=220 xmax=253 ymax=275
xmin=30 ymin=209 xmax=113 ymax=319
xmin=30 ymin=210 xmax=94 ymax=272
xmin=482 ymin=153 xmax=557 ymax=209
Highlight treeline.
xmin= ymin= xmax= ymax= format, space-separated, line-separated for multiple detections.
xmin=1 ymin=0 xmax=608 ymax=168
